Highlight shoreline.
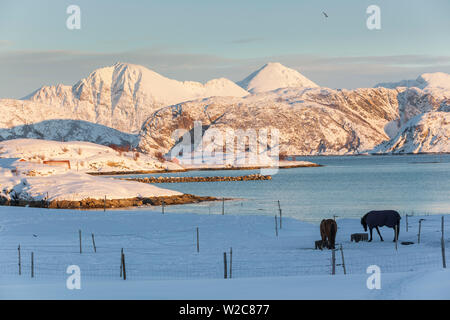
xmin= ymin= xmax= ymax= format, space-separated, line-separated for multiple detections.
xmin=87 ymin=161 xmax=322 ymax=176
xmin=0 ymin=193 xmax=224 ymax=210
xmin=290 ymin=152 xmax=450 ymax=158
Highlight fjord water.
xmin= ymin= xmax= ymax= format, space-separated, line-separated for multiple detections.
xmin=126 ymin=154 xmax=450 ymax=222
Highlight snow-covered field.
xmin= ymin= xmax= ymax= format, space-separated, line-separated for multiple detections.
xmin=0 ymin=205 xmax=448 ymax=299
xmin=0 ymin=139 xmax=182 ymax=173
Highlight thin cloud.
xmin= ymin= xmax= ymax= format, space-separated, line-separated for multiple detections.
xmin=0 ymin=49 xmax=449 ymax=98
xmin=229 ymin=38 xmax=263 ymax=44
xmin=0 ymin=40 xmax=13 ymax=47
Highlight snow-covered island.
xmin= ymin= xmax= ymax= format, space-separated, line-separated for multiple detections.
xmin=0 ymin=139 xmax=319 ymax=208
xmin=0 ymin=139 xmax=217 ymax=208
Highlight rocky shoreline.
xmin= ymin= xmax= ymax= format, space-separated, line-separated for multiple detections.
xmin=87 ymin=161 xmax=322 ymax=176
xmin=0 ymin=193 xmax=221 ymax=209
xmin=124 ymin=174 xmax=272 ymax=183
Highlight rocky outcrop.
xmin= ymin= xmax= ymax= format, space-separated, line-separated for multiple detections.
xmin=372 ymin=111 xmax=450 ymax=154
xmin=125 ymin=174 xmax=272 ymax=183
xmin=138 ymin=87 xmax=410 ymax=156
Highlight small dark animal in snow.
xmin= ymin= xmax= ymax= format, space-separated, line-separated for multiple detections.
xmin=33 ymin=234 xmax=38 ymax=237
xmin=351 ymin=233 xmax=368 ymax=243
xmin=315 ymin=240 xmax=325 ymax=250
xmin=361 ymin=210 xmax=401 ymax=242
xmin=322 ymin=11 xmax=329 ymax=18
xmin=320 ymin=219 xmax=337 ymax=249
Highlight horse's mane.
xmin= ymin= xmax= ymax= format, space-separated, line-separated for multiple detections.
xmin=361 ymin=212 xmax=369 ymax=224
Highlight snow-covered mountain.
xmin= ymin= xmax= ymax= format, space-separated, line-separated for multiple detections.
xmin=237 ymin=62 xmax=319 ymax=93
xmin=0 ymin=99 xmax=138 ymax=146
xmin=372 ymin=111 xmax=449 ymax=154
xmin=1 ymin=63 xmax=448 ymax=155
xmin=19 ymin=62 xmax=249 ymax=133
xmin=376 ymin=72 xmax=450 ymax=99
xmin=138 ymin=86 xmax=421 ymax=156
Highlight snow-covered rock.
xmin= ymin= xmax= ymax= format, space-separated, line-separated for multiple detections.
xmin=237 ymin=62 xmax=319 ymax=93
xmin=371 ymin=111 xmax=450 ymax=154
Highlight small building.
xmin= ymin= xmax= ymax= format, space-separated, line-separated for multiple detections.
xmin=43 ymin=160 xmax=71 ymax=169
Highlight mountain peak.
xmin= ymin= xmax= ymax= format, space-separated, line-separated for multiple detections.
xmin=375 ymin=72 xmax=450 ymax=98
xmin=237 ymin=62 xmax=319 ymax=93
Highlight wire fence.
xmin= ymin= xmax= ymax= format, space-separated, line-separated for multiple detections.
xmin=0 ymin=244 xmax=447 ymax=281
xmin=0 ymin=201 xmax=448 ymax=282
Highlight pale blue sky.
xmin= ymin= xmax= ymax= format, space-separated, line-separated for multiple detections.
xmin=0 ymin=0 xmax=449 ymax=98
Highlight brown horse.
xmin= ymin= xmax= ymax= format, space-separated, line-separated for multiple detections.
xmin=320 ymin=219 xmax=338 ymax=249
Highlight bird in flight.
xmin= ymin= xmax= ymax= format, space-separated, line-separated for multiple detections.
xmin=322 ymin=11 xmax=329 ymax=18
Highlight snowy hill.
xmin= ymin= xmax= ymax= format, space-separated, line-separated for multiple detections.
xmin=0 ymin=139 xmax=182 ymax=173
xmin=0 ymin=99 xmax=139 ymax=146
xmin=237 ymin=62 xmax=319 ymax=93
xmin=372 ymin=112 xmax=450 ymax=154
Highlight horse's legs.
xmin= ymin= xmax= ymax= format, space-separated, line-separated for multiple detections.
xmin=369 ymin=228 xmax=373 ymax=242
xmin=375 ymin=226 xmax=384 ymax=241
xmin=393 ymin=223 xmax=400 ymax=242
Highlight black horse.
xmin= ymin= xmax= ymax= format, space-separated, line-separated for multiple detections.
xmin=361 ymin=210 xmax=401 ymax=242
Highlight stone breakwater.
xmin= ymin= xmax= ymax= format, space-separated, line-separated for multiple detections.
xmin=0 ymin=194 xmax=221 ymax=209
xmin=124 ymin=174 xmax=272 ymax=184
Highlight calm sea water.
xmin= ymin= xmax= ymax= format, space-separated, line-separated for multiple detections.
xmin=121 ymin=154 xmax=450 ymax=222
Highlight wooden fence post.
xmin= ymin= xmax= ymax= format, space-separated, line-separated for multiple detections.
xmin=222 ymin=198 xmax=225 ymax=215
xmin=92 ymin=233 xmax=97 ymax=253
xmin=46 ymin=192 xmax=49 ymax=208
xmin=196 ymin=227 xmax=199 ymax=253
xmin=31 ymin=252 xmax=34 ymax=278
xmin=79 ymin=230 xmax=82 ymax=254
xmin=442 ymin=216 xmax=446 ymax=269
xmin=275 ymin=215 xmax=278 ymax=237
xmin=406 ymin=214 xmax=409 ymax=232
xmin=223 ymin=252 xmax=227 ymax=279
xmin=18 ymin=245 xmax=21 ymax=275
xmin=104 ymin=195 xmax=106 ymax=212
xmin=395 ymin=225 xmax=398 ymax=251
xmin=331 ymin=249 xmax=336 ymax=275
xmin=162 ymin=199 xmax=165 ymax=214
xmin=121 ymin=251 xmax=126 ymax=280
xmin=418 ymin=219 xmax=424 ymax=244
xmin=120 ymin=248 xmax=123 ymax=278
xmin=340 ymin=245 xmax=346 ymax=275
xmin=230 ymin=247 xmax=233 ymax=279
xmin=277 ymin=200 xmax=282 ymax=229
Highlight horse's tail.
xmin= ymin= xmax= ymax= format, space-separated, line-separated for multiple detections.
xmin=320 ymin=220 xmax=325 ymax=239
xmin=330 ymin=221 xmax=337 ymax=248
